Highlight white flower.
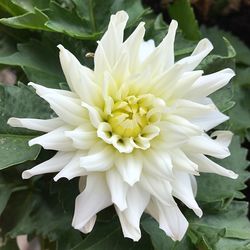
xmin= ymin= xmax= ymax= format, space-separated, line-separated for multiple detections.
xmin=8 ymin=11 xmax=238 ymax=241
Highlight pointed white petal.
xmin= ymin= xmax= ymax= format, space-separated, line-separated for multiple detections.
xmin=184 ymin=134 xmax=230 ymax=159
xmin=65 ymin=125 xmax=97 ymax=150
xmin=187 ymin=68 xmax=235 ymax=98
xmin=170 ymin=149 xmax=199 ymax=174
xmin=143 ymin=149 xmax=174 ymax=180
xmin=210 ymin=130 xmax=233 ymax=147
xmin=177 ymin=38 xmax=213 ymax=71
xmin=28 ymin=82 xmax=77 ymax=98
xmin=81 ymin=102 xmax=102 ymax=128
xmin=172 ymin=171 xmax=202 ymax=217
xmin=72 ymin=174 xmax=112 ymax=232
xmin=140 ymin=175 xmax=175 ymax=206
xmin=115 ymin=152 xmax=143 ymax=186
xmin=189 ymin=153 xmax=238 ymax=179
xmin=106 ymin=169 xmax=128 ymax=211
xmin=139 ymin=39 xmax=155 ymax=62
xmin=80 ymin=215 xmax=97 ymax=234
xmin=37 ymin=92 xmax=87 ymax=126
xmin=80 ymin=146 xmax=114 ymax=172
xmin=94 ymin=11 xmax=128 ymax=80
xmin=22 ymin=152 xmax=74 ymax=179
xmin=54 ymin=151 xmax=87 ymax=181
xmin=58 ymin=44 xmax=103 ymax=107
xmin=123 ymin=22 xmax=146 ymax=68
xmin=146 ymin=199 xmax=188 ymax=241
xmin=188 ymin=98 xmax=229 ymax=131
xmin=116 ymin=184 xmax=150 ymax=241
xmin=29 ymin=126 xmax=74 ymax=151
xmin=8 ymin=117 xmax=64 ymax=132
xmin=142 ymin=20 xmax=178 ymax=73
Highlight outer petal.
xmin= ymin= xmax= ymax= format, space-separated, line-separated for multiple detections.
xmin=106 ymin=169 xmax=129 ymax=211
xmin=94 ymin=11 xmax=128 ymax=80
xmin=22 ymin=152 xmax=74 ymax=179
xmin=64 ymin=125 xmax=97 ymax=150
xmin=29 ymin=83 xmax=88 ymax=126
xmin=171 ymin=171 xmax=202 ymax=217
xmin=8 ymin=117 xmax=64 ymax=132
xmin=58 ymin=45 xmax=103 ymax=107
xmin=72 ymin=174 xmax=112 ymax=232
xmin=146 ymin=199 xmax=188 ymax=241
xmin=139 ymin=39 xmax=155 ymax=62
xmin=177 ymin=38 xmax=213 ymax=71
xmin=140 ymin=175 xmax=175 ymax=206
xmin=186 ymin=68 xmax=235 ymax=99
xmin=115 ymin=151 xmax=143 ymax=186
xmin=141 ymin=20 xmax=178 ymax=74
xmin=54 ymin=151 xmax=87 ymax=181
xmin=29 ymin=126 xmax=74 ymax=151
xmin=183 ymin=134 xmax=230 ymax=159
xmin=80 ymin=145 xmax=114 ymax=172
xmin=189 ymin=153 xmax=238 ymax=179
xmin=116 ymin=184 xmax=150 ymax=241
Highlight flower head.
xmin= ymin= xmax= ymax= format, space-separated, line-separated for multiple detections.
xmin=8 ymin=11 xmax=238 ymax=241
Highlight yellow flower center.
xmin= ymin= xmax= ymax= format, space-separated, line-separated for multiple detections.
xmin=108 ymin=96 xmax=148 ymax=138
xmin=97 ymin=94 xmax=165 ymax=153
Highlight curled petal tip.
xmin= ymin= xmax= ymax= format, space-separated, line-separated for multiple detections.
xmin=22 ymin=171 xmax=32 ymax=179
xmin=7 ymin=117 xmax=19 ymax=127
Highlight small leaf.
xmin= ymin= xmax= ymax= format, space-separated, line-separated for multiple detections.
xmin=0 ymin=8 xmax=51 ymax=31
xmin=0 ymin=40 xmax=64 ymax=87
xmin=168 ymin=0 xmax=201 ymax=41
xmin=0 ymin=83 xmax=52 ymax=169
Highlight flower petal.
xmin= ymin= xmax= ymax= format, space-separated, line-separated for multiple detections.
xmin=54 ymin=151 xmax=87 ymax=181
xmin=142 ymin=20 xmax=178 ymax=73
xmin=115 ymin=152 xmax=143 ymax=186
xmin=58 ymin=44 xmax=103 ymax=107
xmin=65 ymin=125 xmax=97 ymax=150
xmin=172 ymin=171 xmax=202 ymax=217
xmin=106 ymin=169 xmax=129 ymax=211
xmin=186 ymin=68 xmax=235 ymax=99
xmin=22 ymin=152 xmax=74 ymax=179
xmin=189 ymin=153 xmax=238 ymax=179
xmin=94 ymin=11 xmax=128 ymax=80
xmin=7 ymin=117 xmax=64 ymax=132
xmin=80 ymin=145 xmax=114 ymax=172
xmin=147 ymin=199 xmax=188 ymax=241
xmin=183 ymin=134 xmax=230 ymax=159
xmin=29 ymin=126 xmax=74 ymax=151
xmin=72 ymin=174 xmax=112 ymax=232
xmin=177 ymin=38 xmax=213 ymax=71
xmin=116 ymin=184 xmax=150 ymax=241
xmin=140 ymin=174 xmax=175 ymax=206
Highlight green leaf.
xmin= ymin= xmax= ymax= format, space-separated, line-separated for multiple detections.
xmin=196 ymin=136 xmax=249 ymax=204
xmin=10 ymin=0 xmax=50 ymax=12
xmin=201 ymin=26 xmax=250 ymax=66
xmin=0 ymin=135 xmax=40 ymax=170
xmin=167 ymin=0 xmax=201 ymax=41
xmin=0 ymin=83 xmax=52 ymax=169
xmin=198 ymin=38 xmax=236 ymax=113
xmin=0 ymin=8 xmax=50 ymax=31
xmin=227 ymin=67 xmax=250 ymax=137
xmin=190 ymin=201 xmax=250 ymax=249
xmin=0 ymin=40 xmax=64 ymax=87
xmin=0 ymin=0 xmax=25 ymax=17
xmin=45 ymin=2 xmax=95 ymax=40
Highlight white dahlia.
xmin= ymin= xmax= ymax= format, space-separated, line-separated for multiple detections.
xmin=8 ymin=11 xmax=238 ymax=241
